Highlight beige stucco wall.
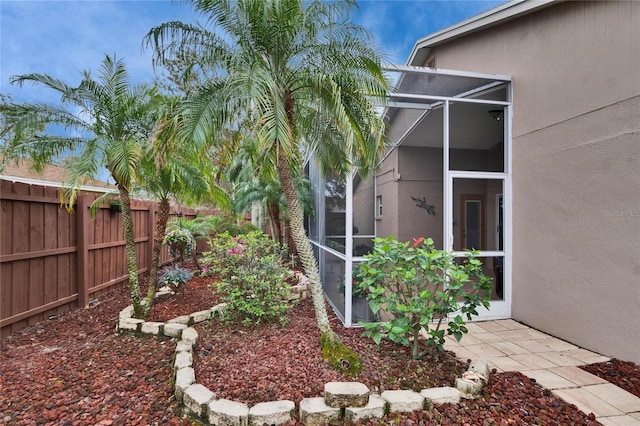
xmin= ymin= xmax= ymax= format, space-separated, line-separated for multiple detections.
xmin=396 ymin=147 xmax=443 ymax=246
xmin=352 ymin=175 xmax=375 ymax=237
xmin=423 ymin=1 xmax=640 ymax=362
xmin=375 ymin=149 xmax=400 ymax=239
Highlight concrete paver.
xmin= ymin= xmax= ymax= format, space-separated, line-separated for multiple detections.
xmin=583 ymin=384 xmax=640 ymax=413
xmin=537 ymin=351 xmax=584 ymax=367
xmin=548 ymin=366 xmax=609 ymax=386
xmin=510 ymin=352 xmax=560 ymax=370
xmin=552 ymin=388 xmax=622 ymax=417
xmin=485 ymin=356 xmax=527 ymax=372
xmin=450 ymin=319 xmax=640 ymax=423
xmin=521 ymin=369 xmax=577 ymax=389
xmin=598 ymin=415 xmax=640 ymax=426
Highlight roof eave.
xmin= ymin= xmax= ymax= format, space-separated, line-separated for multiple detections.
xmin=408 ymin=0 xmax=561 ymax=66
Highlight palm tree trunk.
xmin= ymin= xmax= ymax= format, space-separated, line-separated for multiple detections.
xmin=118 ymin=185 xmax=143 ymax=318
xmin=275 ymin=153 xmax=362 ymax=375
xmin=267 ymin=201 xmax=282 ymax=245
xmin=275 ymin=152 xmax=337 ymax=340
xmin=143 ymin=197 xmax=171 ymax=318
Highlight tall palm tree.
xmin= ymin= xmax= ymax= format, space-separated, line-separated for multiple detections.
xmin=146 ymin=0 xmax=388 ymax=346
xmin=0 ymin=55 xmax=157 ymax=318
xmin=229 ymin=145 xmax=315 ymax=249
xmin=138 ymin=95 xmax=229 ymax=315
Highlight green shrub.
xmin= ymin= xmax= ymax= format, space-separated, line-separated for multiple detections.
xmin=201 ymin=231 xmax=288 ymax=277
xmin=202 ymin=231 xmax=292 ymax=326
xmin=159 ymin=267 xmax=193 ymax=288
xmin=355 ymin=236 xmax=492 ymax=360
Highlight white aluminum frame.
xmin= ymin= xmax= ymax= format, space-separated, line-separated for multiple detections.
xmin=311 ymin=66 xmax=512 ymax=325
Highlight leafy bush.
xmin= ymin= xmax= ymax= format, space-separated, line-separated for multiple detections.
xmin=159 ymin=267 xmax=193 ymax=288
xmin=163 ymin=229 xmax=196 ymax=260
xmin=201 ymin=231 xmax=288 ymax=277
xmin=355 ymin=236 xmax=492 ymax=360
xmin=201 ymin=231 xmax=292 ymax=326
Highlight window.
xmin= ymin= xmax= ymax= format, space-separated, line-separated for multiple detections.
xmin=376 ymin=195 xmax=383 ymax=217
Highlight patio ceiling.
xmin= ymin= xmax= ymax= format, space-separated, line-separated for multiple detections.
xmin=382 ymin=65 xmax=511 ymax=150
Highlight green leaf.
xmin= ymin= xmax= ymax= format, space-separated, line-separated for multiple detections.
xmin=372 ymin=333 xmax=382 ymax=345
xmin=390 ymin=325 xmax=406 ymax=335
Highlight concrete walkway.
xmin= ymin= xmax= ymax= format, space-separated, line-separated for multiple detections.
xmin=443 ymin=319 xmax=640 ymax=425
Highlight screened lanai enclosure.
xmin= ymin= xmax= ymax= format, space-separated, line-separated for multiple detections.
xmin=305 ymin=65 xmax=512 ymax=326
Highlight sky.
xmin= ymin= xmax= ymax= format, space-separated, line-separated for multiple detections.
xmin=1 ymin=0 xmax=506 ymax=104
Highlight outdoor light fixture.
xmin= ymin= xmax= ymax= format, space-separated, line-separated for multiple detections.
xmin=489 ymin=109 xmax=503 ymax=121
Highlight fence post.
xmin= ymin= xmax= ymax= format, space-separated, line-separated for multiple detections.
xmin=148 ymin=202 xmax=156 ymax=269
xmin=76 ymin=193 xmax=90 ymax=308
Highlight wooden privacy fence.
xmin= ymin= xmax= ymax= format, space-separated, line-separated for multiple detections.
xmin=0 ymin=180 xmax=219 ymax=337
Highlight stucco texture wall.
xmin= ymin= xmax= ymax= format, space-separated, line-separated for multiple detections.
xmin=426 ymin=1 xmax=640 ymax=362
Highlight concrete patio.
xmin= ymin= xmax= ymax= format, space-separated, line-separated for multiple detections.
xmin=443 ymin=319 xmax=640 ymax=425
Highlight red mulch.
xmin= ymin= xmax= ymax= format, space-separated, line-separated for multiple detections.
xmin=1 ymin=272 xmax=637 ymax=425
xmin=146 ymin=273 xmax=223 ymax=322
xmin=580 ymin=358 xmax=640 ymax=399
xmin=0 ymin=285 xmax=191 ymax=426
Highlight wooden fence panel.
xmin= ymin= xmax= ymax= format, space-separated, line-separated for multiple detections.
xmin=1 ymin=181 xmax=221 ymax=336
xmin=42 ymin=188 xmax=60 ymax=320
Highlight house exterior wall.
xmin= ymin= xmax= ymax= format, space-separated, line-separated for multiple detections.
xmin=352 ymin=175 xmax=375 ymax=238
xmin=421 ymin=0 xmax=640 ymax=362
xmin=375 ymin=148 xmax=400 ymax=239
xmin=397 ymin=147 xmax=443 ymax=247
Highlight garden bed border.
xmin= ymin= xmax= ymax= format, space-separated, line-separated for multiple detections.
xmin=116 ymin=282 xmax=488 ymax=425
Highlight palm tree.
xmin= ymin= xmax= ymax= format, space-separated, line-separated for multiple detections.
xmin=0 ymin=55 xmax=157 ymax=319
xmin=145 ymin=0 xmax=388 ymax=348
xmin=138 ymin=95 xmax=230 ymax=313
xmin=229 ymin=146 xmax=315 ymax=250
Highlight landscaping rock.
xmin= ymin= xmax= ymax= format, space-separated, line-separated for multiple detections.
xmin=175 ymin=367 xmax=196 ymax=402
xmin=324 ymin=381 xmax=370 ymax=408
xmin=345 ymin=394 xmax=386 ymax=422
xmin=174 ymin=351 xmax=193 ymax=370
xmin=182 ymin=327 xmax=199 ymax=345
xmin=155 ymin=290 xmax=174 ymax=300
xmin=248 ymin=400 xmax=295 ymax=425
xmin=208 ymin=398 xmax=249 ymax=426
xmin=190 ymin=309 xmax=212 ymax=323
xmin=381 ymin=390 xmax=425 ymax=413
xmin=164 ymin=322 xmax=187 ymax=338
xmin=168 ymin=315 xmax=191 ymax=325
xmin=183 ymin=383 xmax=216 ymax=418
xmin=118 ymin=305 xmax=134 ymax=320
xmin=420 ymin=387 xmax=461 ymax=407
xmin=117 ymin=317 xmax=143 ymax=332
xmin=211 ymin=303 xmax=227 ymax=317
xmin=299 ymin=397 xmax=341 ymax=426
xmin=175 ymin=340 xmax=193 ymax=353
xmin=140 ymin=321 xmax=163 ymax=335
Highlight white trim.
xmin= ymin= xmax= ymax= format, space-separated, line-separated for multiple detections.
xmin=390 ymin=93 xmax=511 ymax=106
xmin=344 ymin=174 xmax=354 ymax=327
xmin=385 ymin=63 xmax=511 ymax=82
xmin=443 ymin=100 xmax=452 ymax=250
xmin=387 ymin=101 xmax=433 ymax=110
xmin=449 ymin=171 xmax=508 ymax=179
xmin=496 ymin=194 xmax=504 ymax=252
xmin=453 ymin=250 xmax=505 ymax=258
